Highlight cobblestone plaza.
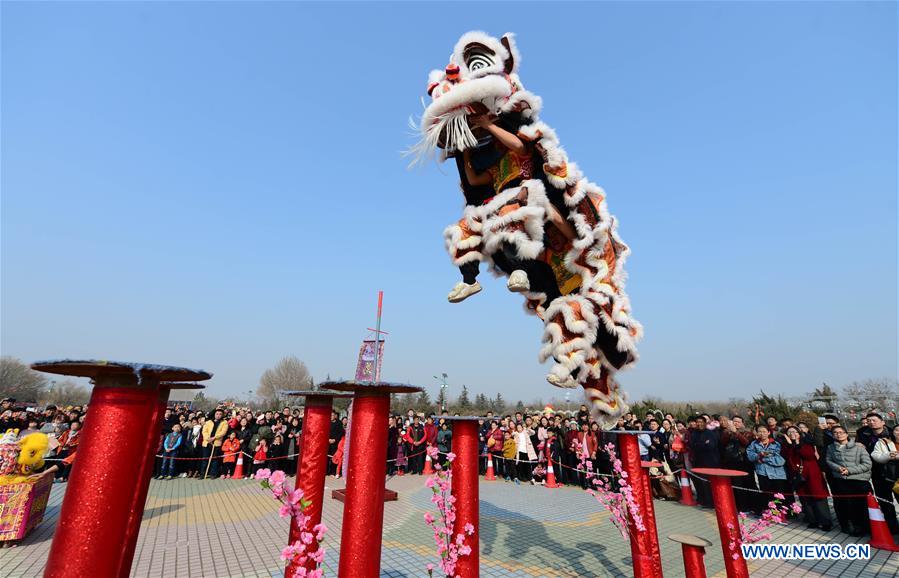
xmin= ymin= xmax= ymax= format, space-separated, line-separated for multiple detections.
xmin=1 ymin=475 xmax=897 ymax=577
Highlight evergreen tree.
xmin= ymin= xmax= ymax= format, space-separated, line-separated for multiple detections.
xmin=494 ymin=392 xmax=505 ymax=413
xmin=457 ymin=385 xmax=472 ymax=410
xmin=436 ymin=387 xmax=448 ymax=414
xmin=515 ymin=400 xmax=525 ymax=411
xmin=474 ymin=393 xmax=488 ymax=411
xmin=415 ymin=390 xmax=432 ymax=413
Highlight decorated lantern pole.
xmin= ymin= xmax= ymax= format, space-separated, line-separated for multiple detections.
xmin=692 ymin=468 xmax=750 ymax=578
xmin=324 ymin=381 xmax=421 ymax=578
xmin=31 ymin=360 xmax=211 ymax=578
xmin=613 ymin=431 xmax=660 ymax=578
xmin=668 ymin=534 xmax=713 ymax=578
xmin=281 ymin=390 xmax=353 ymax=577
xmin=442 ymin=416 xmax=482 ymax=578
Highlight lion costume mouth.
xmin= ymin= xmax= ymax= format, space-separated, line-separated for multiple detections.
xmin=408 ymin=74 xmax=515 ymax=164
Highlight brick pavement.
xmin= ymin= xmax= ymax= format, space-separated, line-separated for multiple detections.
xmin=1 ymin=475 xmax=897 ymax=577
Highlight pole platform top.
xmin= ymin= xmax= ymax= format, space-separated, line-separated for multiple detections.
xmin=604 ymin=430 xmax=654 ymax=436
xmin=281 ymin=390 xmax=354 ymax=398
xmin=438 ymin=415 xmax=489 ymax=422
xmin=31 ymin=359 xmax=212 ymax=382
xmin=668 ymin=534 xmax=713 ymax=548
xmin=160 ymin=382 xmax=206 ymax=390
xmin=691 ymin=467 xmax=748 ymax=478
xmin=319 ymin=380 xmax=422 ymax=395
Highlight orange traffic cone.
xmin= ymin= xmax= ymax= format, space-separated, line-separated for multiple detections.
xmin=867 ymin=494 xmax=899 ymax=552
xmin=545 ymin=456 xmax=561 ymax=489
xmin=679 ymin=470 xmax=697 ymax=506
xmin=423 ymin=451 xmax=434 ymax=475
xmin=233 ymin=453 xmax=245 ymax=479
xmin=484 ymin=455 xmax=496 ymax=481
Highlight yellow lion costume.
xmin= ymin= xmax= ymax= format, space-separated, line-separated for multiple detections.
xmin=0 ymin=430 xmax=49 ymax=485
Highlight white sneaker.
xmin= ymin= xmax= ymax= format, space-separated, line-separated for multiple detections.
xmin=547 ymin=374 xmax=578 ymax=389
xmin=507 ymin=270 xmax=530 ymax=293
xmin=448 ymin=281 xmax=482 ymax=303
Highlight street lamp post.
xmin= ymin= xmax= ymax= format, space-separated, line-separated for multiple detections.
xmin=433 ymin=373 xmax=448 ymax=413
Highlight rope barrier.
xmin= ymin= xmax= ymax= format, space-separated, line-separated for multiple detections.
xmin=685 ymin=469 xmax=896 ymax=507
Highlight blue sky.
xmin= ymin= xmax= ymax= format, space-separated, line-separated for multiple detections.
xmin=2 ymin=2 xmax=896 ymax=404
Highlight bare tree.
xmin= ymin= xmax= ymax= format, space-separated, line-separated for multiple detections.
xmin=0 ymin=356 xmax=48 ymax=402
xmin=842 ymin=378 xmax=898 ymax=412
xmin=258 ymin=356 xmax=311 ymax=405
xmin=43 ymin=379 xmax=90 ymax=406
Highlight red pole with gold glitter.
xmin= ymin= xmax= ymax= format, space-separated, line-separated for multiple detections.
xmin=32 ymin=360 xmax=210 ymax=578
xmin=693 ymin=468 xmax=750 ymax=578
xmin=282 ymin=391 xmax=352 ymax=577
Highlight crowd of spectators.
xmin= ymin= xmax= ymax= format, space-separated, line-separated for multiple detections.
xmin=2 ymin=397 xmax=897 ymax=539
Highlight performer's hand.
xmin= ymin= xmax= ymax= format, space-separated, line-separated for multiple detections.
xmin=469 ymin=114 xmax=495 ymax=129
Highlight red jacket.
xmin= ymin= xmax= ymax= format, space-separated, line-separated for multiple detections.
xmin=424 ymin=423 xmax=438 ymax=445
xmin=487 ymin=428 xmax=504 ymax=453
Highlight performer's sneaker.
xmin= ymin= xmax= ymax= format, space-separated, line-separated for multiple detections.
xmin=546 ymin=373 xmax=578 ymax=389
xmin=507 ymin=270 xmax=530 ymax=293
xmin=448 ymin=281 xmax=482 ymax=303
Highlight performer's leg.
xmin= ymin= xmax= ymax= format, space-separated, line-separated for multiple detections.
xmin=492 ymin=246 xmax=563 ymax=305
xmin=449 ymin=262 xmax=483 ymax=303
xmin=460 ymin=262 xmax=479 ymax=284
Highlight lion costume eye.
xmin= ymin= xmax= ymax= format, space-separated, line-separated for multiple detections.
xmin=465 ymin=48 xmax=495 ymax=72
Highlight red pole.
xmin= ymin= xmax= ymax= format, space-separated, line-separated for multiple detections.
xmin=694 ymin=468 xmax=749 ymax=578
xmin=286 ymin=395 xmax=333 ymax=577
xmin=617 ymin=434 xmax=655 ymax=578
xmin=640 ymin=462 xmax=664 ymax=577
xmin=449 ymin=419 xmax=479 ymax=578
xmin=338 ymin=392 xmax=390 ymax=578
xmin=668 ymin=535 xmax=712 ymax=578
xmin=44 ymin=383 xmax=163 ymax=578
xmin=118 ymin=386 xmax=171 ymax=576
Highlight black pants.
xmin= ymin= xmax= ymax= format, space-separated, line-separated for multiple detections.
xmin=516 ymin=453 xmax=532 ymax=482
xmin=202 ymin=446 xmax=221 ymax=478
xmin=327 ymin=443 xmax=339 ymax=475
xmin=872 ymin=477 xmax=899 ymax=534
xmin=756 ymin=475 xmax=789 ymax=512
xmin=493 ymin=454 xmax=505 ymax=478
xmin=729 ymin=464 xmax=759 ymax=513
xmin=800 ymin=497 xmax=833 ymax=529
xmin=460 ymin=262 xmax=479 ymax=284
xmin=830 ymin=478 xmax=870 ymax=535
xmin=492 ymin=247 xmax=562 ymax=305
xmin=694 ymin=475 xmax=714 ymax=508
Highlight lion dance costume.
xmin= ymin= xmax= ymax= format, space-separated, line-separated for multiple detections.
xmin=411 ymin=32 xmax=642 ymax=424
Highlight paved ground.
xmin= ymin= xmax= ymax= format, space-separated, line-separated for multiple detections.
xmin=1 ymin=474 xmax=897 ymax=577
